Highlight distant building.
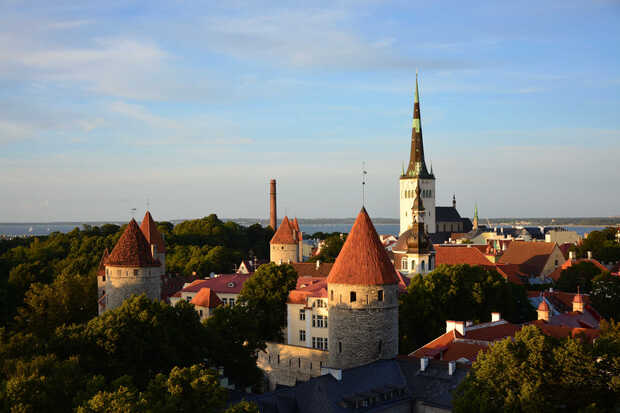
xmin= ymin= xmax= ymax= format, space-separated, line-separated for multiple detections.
xmin=170 ymin=273 xmax=250 ymax=308
xmin=545 ymin=229 xmax=580 ymax=245
xmin=270 ymin=216 xmax=303 ymax=264
xmin=98 ymin=211 xmax=165 ymax=315
xmin=497 ymin=241 xmax=566 ymax=282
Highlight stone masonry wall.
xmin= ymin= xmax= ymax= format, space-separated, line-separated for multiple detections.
xmin=104 ymin=265 xmax=162 ymax=312
xmin=270 ymin=243 xmax=299 ymax=264
xmin=258 ymin=342 xmax=329 ymax=390
xmin=328 ymin=283 xmax=398 ymax=370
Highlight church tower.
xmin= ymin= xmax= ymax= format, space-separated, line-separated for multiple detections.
xmin=327 ymin=207 xmax=399 ymax=370
xmin=400 ymin=73 xmax=436 ymax=234
xmin=392 ymin=183 xmax=435 ymax=277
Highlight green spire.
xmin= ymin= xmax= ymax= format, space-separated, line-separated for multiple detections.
xmin=474 ymin=203 xmax=478 ymax=220
xmin=414 ymin=69 xmax=420 ymax=104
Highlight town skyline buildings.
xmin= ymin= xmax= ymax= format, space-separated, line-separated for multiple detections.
xmin=1 ymin=1 xmax=619 ymax=222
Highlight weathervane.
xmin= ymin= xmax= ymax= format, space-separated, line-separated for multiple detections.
xmin=362 ymin=161 xmax=368 ymax=206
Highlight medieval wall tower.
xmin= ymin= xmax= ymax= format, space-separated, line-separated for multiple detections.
xmin=100 ymin=217 xmax=163 ymax=314
xmin=270 ymin=216 xmax=301 ymax=263
xmin=327 ymin=207 xmax=399 ymax=370
xmin=400 ymin=73 xmax=436 ymax=234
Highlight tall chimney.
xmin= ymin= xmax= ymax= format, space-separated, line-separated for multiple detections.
xmin=270 ymin=179 xmax=277 ymax=231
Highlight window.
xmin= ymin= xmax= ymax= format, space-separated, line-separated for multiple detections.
xmin=228 ymin=298 xmax=235 ymax=306
xmin=554 ymin=260 xmax=559 ymax=266
xmin=312 ymin=337 xmax=328 ymax=350
xmin=339 ymin=342 xmax=342 ymax=353
xmin=277 ymin=354 xmax=280 ymax=364
xmin=102 ymin=275 xmax=106 ymax=282
xmin=222 ymin=298 xmax=227 ymax=305
xmin=421 ymin=260 xmax=425 ymax=272
xmin=378 ymin=340 xmax=382 ymax=353
xmin=299 ymin=309 xmax=305 ymax=320
xmin=199 ymin=310 xmax=203 ymax=317
xmin=133 ymin=269 xmax=138 ymax=276
xmin=331 ymin=290 xmax=334 ymax=301
xmin=401 ymin=258 xmax=408 ymax=270
xmin=313 ymin=315 xmax=327 ymax=328
xmin=378 ymin=290 xmax=383 ymax=301
xmin=299 ymin=330 xmax=306 ymax=342
xmin=350 ymin=291 xmax=356 ymax=302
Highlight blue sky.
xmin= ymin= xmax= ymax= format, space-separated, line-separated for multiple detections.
xmin=1 ymin=0 xmax=619 ymax=222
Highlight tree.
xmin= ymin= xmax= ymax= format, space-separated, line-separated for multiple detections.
xmin=238 ymin=263 xmax=298 ymax=342
xmin=77 ymin=386 xmax=146 ymax=413
xmin=308 ymin=234 xmax=346 ymax=263
xmin=591 ymin=274 xmax=620 ymax=320
xmin=555 ymin=261 xmax=607 ymax=293
xmin=399 ymin=264 xmax=535 ymax=353
xmin=15 ymin=272 xmax=96 ymax=337
xmin=453 ymin=325 xmax=619 ymax=412
xmin=52 ymin=295 xmax=208 ymax=387
xmin=573 ymin=228 xmax=620 ymax=262
xmin=204 ymin=305 xmax=264 ymax=388
xmin=225 ymin=400 xmax=260 ymax=413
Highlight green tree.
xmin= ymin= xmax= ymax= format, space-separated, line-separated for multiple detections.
xmin=52 ymin=295 xmax=208 ymax=387
xmin=555 ymin=261 xmax=607 ymax=293
xmin=399 ymin=264 xmax=535 ymax=353
xmin=453 ymin=325 xmax=619 ymax=412
xmin=591 ymin=274 xmax=620 ymax=320
xmin=238 ymin=263 xmax=298 ymax=342
xmin=573 ymin=228 xmax=620 ymax=262
xmin=204 ymin=305 xmax=264 ymax=388
xmin=308 ymin=234 xmax=346 ymax=263
xmin=15 ymin=272 xmax=96 ymax=336
xmin=225 ymin=400 xmax=260 ymax=413
xmin=77 ymin=386 xmax=146 ymax=413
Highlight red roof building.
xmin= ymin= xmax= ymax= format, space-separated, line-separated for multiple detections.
xmin=140 ymin=211 xmax=166 ymax=253
xmin=497 ymin=241 xmax=565 ymax=279
xmin=270 ymin=216 xmax=298 ymax=245
xmin=327 ymin=207 xmax=399 ymax=286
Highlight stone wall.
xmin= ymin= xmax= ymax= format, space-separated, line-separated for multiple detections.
xmin=270 ymin=243 xmax=299 ymax=264
xmin=103 ymin=265 xmax=162 ymax=312
xmin=328 ymin=283 xmax=398 ymax=370
xmin=258 ymin=342 xmax=329 ymax=390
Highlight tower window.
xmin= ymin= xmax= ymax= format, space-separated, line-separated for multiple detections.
xmin=378 ymin=340 xmax=382 ymax=353
xmin=378 ymin=290 xmax=383 ymax=301
xmin=339 ymin=342 xmax=342 ymax=353
xmin=331 ymin=290 xmax=334 ymax=301
xmin=350 ymin=291 xmax=356 ymax=302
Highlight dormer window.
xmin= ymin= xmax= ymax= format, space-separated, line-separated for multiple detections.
xmin=227 ymin=282 xmax=235 ymax=288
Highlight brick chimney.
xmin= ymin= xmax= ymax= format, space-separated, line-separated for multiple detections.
xmin=270 ymin=179 xmax=277 ymax=231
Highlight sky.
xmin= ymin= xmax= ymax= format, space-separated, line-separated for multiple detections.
xmin=1 ymin=0 xmax=619 ymax=222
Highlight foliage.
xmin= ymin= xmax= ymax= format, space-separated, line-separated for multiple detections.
xmin=399 ymin=264 xmax=535 ymax=353
xmin=225 ymin=400 xmax=260 ymax=413
xmin=453 ymin=324 xmax=620 ymax=413
xmin=238 ymin=263 xmax=298 ymax=342
xmin=555 ymin=261 xmax=608 ymax=293
xmin=15 ymin=272 xmax=97 ymax=337
xmin=591 ymin=274 xmax=620 ymax=320
xmin=204 ymin=305 xmax=264 ymax=388
xmin=308 ymin=234 xmax=346 ymax=263
xmin=571 ymin=227 xmax=620 ymax=262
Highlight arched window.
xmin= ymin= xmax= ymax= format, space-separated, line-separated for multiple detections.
xmin=411 ymin=259 xmax=416 ymax=269
xmin=421 ymin=261 xmax=426 ymax=272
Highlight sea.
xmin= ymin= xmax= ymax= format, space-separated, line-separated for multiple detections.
xmin=0 ymin=221 xmax=606 ymax=238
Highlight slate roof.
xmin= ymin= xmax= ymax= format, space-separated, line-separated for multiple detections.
xmin=140 ymin=211 xmax=166 ymax=253
xmin=271 ymin=216 xmax=298 ymax=245
xmin=242 ymin=358 xmax=467 ymax=412
xmin=105 ymin=219 xmax=161 ymax=267
xmin=327 ymin=207 xmax=399 ymax=286
xmin=190 ymin=287 xmax=223 ymax=308
xmin=435 ymin=207 xmax=462 ymax=222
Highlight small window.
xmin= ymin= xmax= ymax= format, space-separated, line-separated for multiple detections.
xmin=378 ymin=340 xmax=382 ymax=353
xmin=401 ymin=258 xmax=408 ymax=270
xmin=277 ymin=354 xmax=280 ymax=364
xmin=378 ymin=290 xmax=383 ymax=301
xmin=299 ymin=309 xmax=305 ymax=321
xmin=555 ymin=260 xmax=559 ymax=266
xmin=102 ymin=275 xmax=106 ymax=282
xmin=421 ymin=261 xmax=426 ymax=272
xmin=299 ymin=329 xmax=306 ymax=341
xmin=339 ymin=342 xmax=342 ymax=353
xmin=330 ymin=290 xmax=334 ymax=301
xmin=199 ymin=310 xmax=203 ymax=316
xmin=222 ymin=298 xmax=227 ymax=305
xmin=350 ymin=291 xmax=356 ymax=302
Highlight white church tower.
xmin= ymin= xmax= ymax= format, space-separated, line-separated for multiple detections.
xmin=400 ymin=73 xmax=436 ymax=234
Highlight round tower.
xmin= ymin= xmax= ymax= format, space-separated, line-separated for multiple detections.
xmin=270 ymin=216 xmax=299 ymax=263
xmin=102 ymin=219 xmax=162 ymax=313
xmin=327 ymin=207 xmax=399 ymax=370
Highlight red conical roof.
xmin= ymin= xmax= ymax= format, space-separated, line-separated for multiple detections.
xmin=293 ymin=217 xmax=300 ymax=232
xmin=573 ymin=293 xmax=584 ymax=304
xmin=538 ymin=300 xmax=550 ymax=311
xmin=270 ymin=216 xmax=297 ymax=245
xmin=140 ymin=211 xmax=166 ymax=253
xmin=327 ymin=207 xmax=399 ymax=285
xmin=105 ymin=219 xmax=161 ymax=267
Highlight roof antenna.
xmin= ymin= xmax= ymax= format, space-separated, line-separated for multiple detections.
xmin=362 ymin=161 xmax=368 ymax=207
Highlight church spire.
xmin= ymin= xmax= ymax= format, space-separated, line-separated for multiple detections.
xmin=405 ymin=71 xmax=432 ymax=179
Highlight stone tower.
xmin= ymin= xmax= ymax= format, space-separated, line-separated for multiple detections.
xmin=392 ymin=182 xmax=435 ymax=277
xmin=140 ymin=211 xmax=166 ymax=274
xmin=270 ymin=216 xmax=300 ymax=263
xmin=100 ymin=219 xmax=162 ymax=314
xmin=327 ymin=207 xmax=399 ymax=370
xmin=400 ymin=72 xmax=436 ymax=235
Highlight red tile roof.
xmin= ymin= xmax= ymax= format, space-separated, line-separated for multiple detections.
xmin=530 ymin=320 xmax=600 ymax=341
xmin=179 ymin=274 xmax=250 ymax=295
xmin=140 ymin=211 xmax=166 ymax=253
xmin=538 ymin=300 xmax=550 ymax=311
xmin=327 ymin=207 xmax=399 ymax=286
xmin=462 ymin=321 xmax=521 ymax=341
xmin=190 ymin=287 xmax=222 ymax=308
xmin=497 ymin=241 xmax=558 ymax=276
xmin=293 ymin=217 xmax=300 ymax=232
xmin=290 ymin=262 xmax=334 ymax=278
xmin=435 ymin=246 xmax=493 ymax=266
xmin=105 ymin=219 xmax=161 ymax=267
xmin=287 ymin=277 xmax=328 ymax=304
xmin=270 ymin=216 xmax=298 ymax=245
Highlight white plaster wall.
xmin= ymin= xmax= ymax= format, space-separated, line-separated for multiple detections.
xmin=400 ymin=177 xmax=436 ymax=235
